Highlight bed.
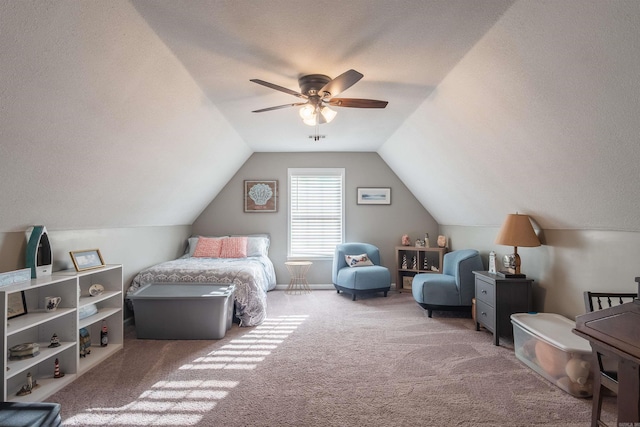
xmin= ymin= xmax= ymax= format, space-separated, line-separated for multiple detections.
xmin=126 ymin=235 xmax=276 ymax=327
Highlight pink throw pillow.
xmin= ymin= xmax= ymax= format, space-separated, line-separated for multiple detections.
xmin=193 ymin=237 xmax=225 ymax=258
xmin=220 ymin=236 xmax=248 ymax=258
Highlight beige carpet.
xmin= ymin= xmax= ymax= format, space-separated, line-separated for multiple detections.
xmin=49 ymin=290 xmax=616 ymax=426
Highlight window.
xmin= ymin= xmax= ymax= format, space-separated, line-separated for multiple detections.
xmin=288 ymin=168 xmax=344 ymax=258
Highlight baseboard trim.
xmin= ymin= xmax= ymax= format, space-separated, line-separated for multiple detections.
xmin=274 ymin=284 xmax=335 ymax=291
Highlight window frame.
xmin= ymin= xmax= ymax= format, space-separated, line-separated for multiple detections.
xmin=288 ymin=168 xmax=345 ymax=260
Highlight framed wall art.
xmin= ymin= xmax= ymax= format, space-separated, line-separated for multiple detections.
xmin=7 ymin=291 xmax=27 ymax=319
xmin=244 ymin=180 xmax=278 ymax=212
xmin=70 ymin=249 xmax=105 ymax=272
xmin=357 ymin=187 xmax=391 ymax=205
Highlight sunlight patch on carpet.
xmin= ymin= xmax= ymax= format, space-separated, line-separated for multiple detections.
xmin=139 ymin=389 xmax=228 ymax=400
xmin=62 ymin=315 xmax=308 ymax=426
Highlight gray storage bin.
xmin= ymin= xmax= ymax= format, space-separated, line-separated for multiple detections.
xmin=129 ymin=283 xmax=235 ymax=339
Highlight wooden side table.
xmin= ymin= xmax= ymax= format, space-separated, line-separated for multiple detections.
xmin=473 ymin=271 xmax=533 ymax=346
xmin=285 ymin=261 xmax=312 ymax=294
xmin=574 ymin=300 xmax=640 ymax=426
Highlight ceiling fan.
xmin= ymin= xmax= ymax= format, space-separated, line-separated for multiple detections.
xmin=250 ymin=69 xmax=388 ymax=127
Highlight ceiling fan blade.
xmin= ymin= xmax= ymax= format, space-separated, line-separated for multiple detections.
xmin=320 ymin=69 xmax=363 ymax=97
xmin=250 ymin=79 xmax=307 ymax=99
xmin=252 ymin=102 xmax=307 ymax=113
xmin=327 ymin=98 xmax=388 ymax=108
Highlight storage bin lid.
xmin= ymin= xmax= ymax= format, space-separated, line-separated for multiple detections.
xmin=130 ymin=283 xmax=234 ymax=299
xmin=511 ymin=312 xmax=592 ymax=354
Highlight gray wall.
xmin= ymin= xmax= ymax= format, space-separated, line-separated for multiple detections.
xmin=441 ymin=225 xmax=640 ymax=320
xmin=193 ymin=152 xmax=438 ymax=285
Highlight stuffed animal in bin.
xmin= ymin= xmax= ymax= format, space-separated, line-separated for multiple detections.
xmin=535 ymin=340 xmax=566 ymax=378
xmin=565 ymin=357 xmax=591 ymax=385
xmin=561 ymin=357 xmax=593 ymax=396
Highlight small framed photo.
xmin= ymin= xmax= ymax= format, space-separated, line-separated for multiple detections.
xmin=70 ymin=249 xmax=105 ymax=272
xmin=244 ymin=180 xmax=278 ymax=212
xmin=7 ymin=291 xmax=27 ymax=319
xmin=357 ymin=187 xmax=391 ymax=205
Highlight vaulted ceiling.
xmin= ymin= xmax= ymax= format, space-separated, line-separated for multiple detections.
xmin=1 ymin=1 xmax=639 ymax=233
xmin=130 ymin=0 xmax=514 ymax=152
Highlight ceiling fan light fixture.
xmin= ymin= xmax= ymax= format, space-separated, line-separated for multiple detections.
xmin=299 ymin=105 xmax=337 ymax=126
xmin=299 ymin=104 xmax=316 ymax=121
xmin=302 ymin=116 xmax=318 ymax=126
xmin=251 ymin=69 xmax=387 ymax=126
xmin=320 ymin=106 xmax=337 ymax=123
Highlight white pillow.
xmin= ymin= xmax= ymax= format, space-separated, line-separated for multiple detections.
xmin=345 ymin=253 xmax=374 ymax=267
xmin=231 ymin=234 xmax=271 ymax=257
xmin=185 ymin=237 xmax=199 ymax=256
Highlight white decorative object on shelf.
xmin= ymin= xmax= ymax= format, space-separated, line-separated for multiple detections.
xmin=25 ymin=226 xmax=52 ymax=278
xmin=89 ymin=284 xmax=104 ymax=297
xmin=489 ymin=251 xmax=497 ymax=274
xmin=44 ymin=296 xmax=61 ymax=312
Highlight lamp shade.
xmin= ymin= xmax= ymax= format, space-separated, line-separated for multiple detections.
xmin=495 ymin=213 xmax=540 ymax=247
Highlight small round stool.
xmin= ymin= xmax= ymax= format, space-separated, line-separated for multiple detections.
xmin=285 ymin=261 xmax=312 ymax=294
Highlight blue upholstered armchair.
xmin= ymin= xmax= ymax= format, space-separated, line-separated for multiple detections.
xmin=332 ymin=243 xmax=391 ymax=301
xmin=412 ymin=249 xmax=483 ymax=318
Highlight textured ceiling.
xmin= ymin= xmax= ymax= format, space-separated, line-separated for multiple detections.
xmin=130 ymin=0 xmax=514 ymax=152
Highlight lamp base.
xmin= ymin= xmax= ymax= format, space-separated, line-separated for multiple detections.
xmin=496 ymin=271 xmax=526 ymax=279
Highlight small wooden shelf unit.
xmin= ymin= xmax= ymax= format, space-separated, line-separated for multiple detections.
xmin=395 ymin=246 xmax=447 ymax=292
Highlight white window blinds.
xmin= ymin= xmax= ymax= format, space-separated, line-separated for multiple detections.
xmin=288 ymin=168 xmax=344 ymax=258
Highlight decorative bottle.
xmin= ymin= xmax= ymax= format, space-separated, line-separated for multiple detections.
xmin=424 ymin=233 xmax=430 ymax=248
xmin=100 ymin=320 xmax=108 ymax=347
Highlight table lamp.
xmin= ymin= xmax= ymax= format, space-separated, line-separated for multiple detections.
xmin=494 ymin=213 xmax=540 ymax=278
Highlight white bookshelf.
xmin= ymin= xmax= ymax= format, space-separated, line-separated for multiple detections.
xmin=1 ymin=264 xmax=123 ymax=402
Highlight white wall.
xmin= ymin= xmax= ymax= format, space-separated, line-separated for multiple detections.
xmin=0 ymin=1 xmax=250 ymax=233
xmin=0 ymin=226 xmax=191 ymax=317
xmin=193 ymin=152 xmax=438 ymax=285
xmin=379 ymin=0 xmax=640 ymax=319
xmin=381 ymin=0 xmax=640 ymax=231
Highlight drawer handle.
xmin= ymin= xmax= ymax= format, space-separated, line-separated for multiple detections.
xmin=481 ymin=312 xmax=487 ymax=316
xmin=481 ymin=290 xmax=487 ymax=294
